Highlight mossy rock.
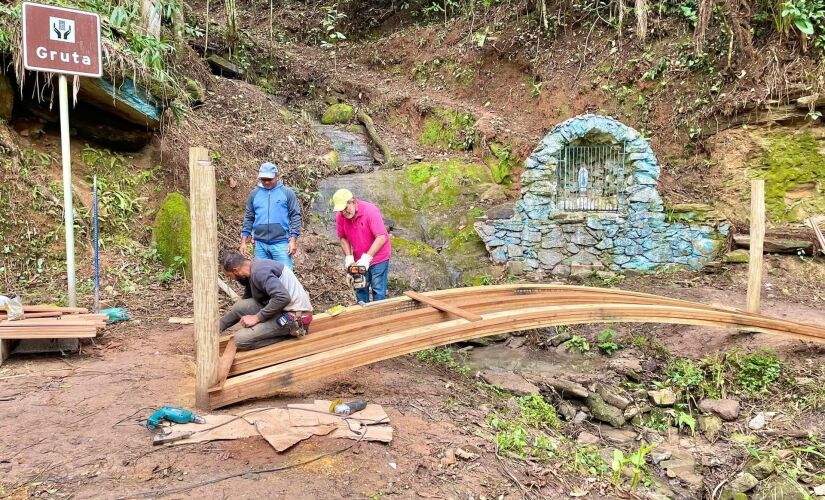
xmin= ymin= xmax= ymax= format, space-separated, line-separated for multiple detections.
xmin=750 ymin=132 xmax=825 ymax=222
xmin=723 ymin=249 xmax=749 ymax=264
xmin=485 ymin=143 xmax=517 ymax=185
xmin=185 ymin=78 xmax=205 ymax=104
xmin=419 ymin=108 xmax=477 ymax=150
xmin=151 ymin=193 xmax=192 ymax=278
xmin=406 ymin=160 xmax=492 ymax=209
xmin=321 ymin=103 xmax=355 ymax=124
xmin=391 ymin=236 xmax=438 ymax=258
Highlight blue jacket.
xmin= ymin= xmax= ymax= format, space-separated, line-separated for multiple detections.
xmin=241 ymin=182 xmax=302 ymax=244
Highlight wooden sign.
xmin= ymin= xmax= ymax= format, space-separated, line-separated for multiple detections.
xmin=22 ymin=2 xmax=102 ymax=77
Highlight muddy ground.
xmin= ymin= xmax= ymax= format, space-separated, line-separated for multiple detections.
xmin=1 ymin=274 xmax=824 ymax=499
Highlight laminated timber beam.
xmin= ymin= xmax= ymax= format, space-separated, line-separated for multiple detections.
xmin=209 ymin=285 xmax=825 ymax=408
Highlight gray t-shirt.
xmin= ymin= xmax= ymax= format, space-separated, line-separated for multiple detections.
xmin=242 ymin=259 xmax=313 ymax=321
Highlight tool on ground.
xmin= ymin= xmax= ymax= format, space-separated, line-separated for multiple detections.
xmin=153 ymin=430 xmax=197 ymax=445
xmin=329 ymin=399 xmax=368 ymax=416
xmin=347 ymin=264 xmax=368 ymax=289
xmin=146 ymin=406 xmax=206 ymax=430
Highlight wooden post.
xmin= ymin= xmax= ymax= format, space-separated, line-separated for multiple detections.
xmin=746 ymin=180 xmax=765 ymax=313
xmin=0 ymin=339 xmax=11 ymax=367
xmin=189 ymin=146 xmax=219 ymax=409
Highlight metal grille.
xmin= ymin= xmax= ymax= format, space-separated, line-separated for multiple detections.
xmin=555 ymin=144 xmax=626 ymax=212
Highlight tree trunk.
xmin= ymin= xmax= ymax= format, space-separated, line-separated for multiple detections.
xmin=634 ymin=0 xmax=648 ymax=42
xmin=141 ymin=0 xmax=161 ymax=38
xmin=724 ymin=0 xmax=754 ymax=62
xmin=693 ymin=0 xmax=714 ymax=55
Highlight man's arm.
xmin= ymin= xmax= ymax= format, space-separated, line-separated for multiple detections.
xmin=256 ymin=273 xmax=291 ymax=322
xmin=339 ymin=237 xmax=353 ymax=257
xmin=240 ymin=190 xmax=256 ymax=255
xmin=285 ymin=187 xmax=301 ymax=255
xmin=364 ymin=234 xmax=387 ymax=258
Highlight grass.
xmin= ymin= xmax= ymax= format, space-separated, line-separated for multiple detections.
xmin=414 ymin=346 xmax=470 ymax=376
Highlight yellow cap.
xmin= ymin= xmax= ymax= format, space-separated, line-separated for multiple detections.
xmin=331 ymin=188 xmax=354 ymax=212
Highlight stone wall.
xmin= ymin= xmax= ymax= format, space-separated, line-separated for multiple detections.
xmin=475 ymin=115 xmax=730 ymax=275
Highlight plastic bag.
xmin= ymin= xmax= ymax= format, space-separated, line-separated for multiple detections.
xmin=3 ymin=296 xmax=24 ymax=321
xmin=100 ymin=307 xmax=130 ymax=323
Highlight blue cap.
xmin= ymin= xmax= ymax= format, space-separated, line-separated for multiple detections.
xmin=258 ymin=162 xmax=279 ymax=179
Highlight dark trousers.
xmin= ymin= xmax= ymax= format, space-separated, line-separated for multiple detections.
xmin=219 ymin=298 xmax=291 ymax=350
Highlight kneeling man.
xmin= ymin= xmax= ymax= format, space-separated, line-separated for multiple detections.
xmin=219 ymin=252 xmax=313 ymax=350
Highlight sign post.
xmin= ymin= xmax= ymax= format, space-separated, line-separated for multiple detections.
xmin=22 ymin=2 xmax=102 ymax=307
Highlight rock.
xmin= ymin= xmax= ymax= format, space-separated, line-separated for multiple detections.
xmin=596 ymin=383 xmax=631 ymax=410
xmin=152 ymin=193 xmax=192 ymax=278
xmin=576 ymin=432 xmax=600 ymax=445
xmin=624 ymin=404 xmax=651 ymax=420
xmin=543 ymin=378 xmax=590 ymax=399
xmin=748 ymin=413 xmax=766 ymax=430
xmin=609 ymin=357 xmax=644 ymax=381
xmin=586 ymin=394 xmax=626 ymax=428
xmin=698 ymin=415 xmax=723 ymax=441
xmin=723 ymin=249 xmax=750 ymax=263
xmin=698 ymin=399 xmax=740 ymax=421
xmin=321 ymin=103 xmax=355 ymax=124
xmin=648 ymin=389 xmax=676 ymax=406
xmin=440 ymin=448 xmax=456 ymax=467
xmin=745 ymin=459 xmax=776 ymax=480
xmin=504 ymin=260 xmax=524 ymax=276
xmin=572 ymin=411 xmax=588 ymax=425
xmin=464 ymin=334 xmax=510 ymax=347
xmin=813 ymin=484 xmax=825 ymax=497
xmin=479 ymin=371 xmax=539 ymax=396
xmin=455 ymin=446 xmax=479 ymax=460
xmin=724 ymin=472 xmax=759 ymax=497
xmin=0 ymin=73 xmax=12 ymax=121
xmin=549 ymin=331 xmax=572 ymax=346
xmin=601 ymin=427 xmax=637 ymax=444
xmin=733 ymin=235 xmax=813 ymax=254
xmin=207 ymin=54 xmax=245 ymax=78
xmin=485 ymin=204 xmax=515 ymax=220
xmin=649 ymin=450 xmax=672 ymax=465
xmin=506 ymin=336 xmax=528 ymax=349
xmin=557 ymin=399 xmax=577 ymax=421
xmin=752 ymin=476 xmax=808 ymax=500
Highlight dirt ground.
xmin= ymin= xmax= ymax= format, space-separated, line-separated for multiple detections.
xmin=1 ymin=278 xmax=824 ymax=499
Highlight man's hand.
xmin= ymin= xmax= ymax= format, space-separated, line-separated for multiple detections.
xmin=239 ymin=238 xmax=253 ymax=257
xmin=344 ymin=255 xmax=355 ymax=269
xmin=239 ymin=315 xmax=260 ymax=328
xmin=288 ymin=237 xmax=297 ymax=256
xmin=356 ymin=254 xmax=372 ymax=271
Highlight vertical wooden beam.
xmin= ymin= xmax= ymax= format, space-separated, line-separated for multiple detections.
xmin=746 ymin=180 xmax=765 ymax=313
xmin=189 ymin=146 xmax=219 ymax=409
xmin=0 ymin=339 xmax=11 ymax=367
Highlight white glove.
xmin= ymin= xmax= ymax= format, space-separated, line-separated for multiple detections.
xmin=356 ymin=254 xmax=372 ymax=271
xmin=344 ymin=255 xmax=355 ymax=269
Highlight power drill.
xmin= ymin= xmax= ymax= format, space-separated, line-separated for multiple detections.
xmin=146 ymin=406 xmax=206 ymax=430
xmin=347 ymin=264 xmax=368 ymax=289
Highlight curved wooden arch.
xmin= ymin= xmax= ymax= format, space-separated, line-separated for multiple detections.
xmin=209 ymin=285 xmax=825 ymax=409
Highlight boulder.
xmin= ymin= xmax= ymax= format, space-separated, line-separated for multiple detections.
xmin=723 ymin=249 xmax=750 ymax=263
xmin=748 ymin=413 xmax=766 ymax=430
xmin=151 ymin=193 xmax=192 ymax=278
xmin=745 ymin=458 xmax=775 ymax=480
xmin=548 ymin=331 xmax=572 ymax=346
xmin=698 ymin=399 xmax=740 ymax=421
xmin=479 ymin=371 xmax=539 ymax=396
xmin=733 ymin=235 xmax=813 ymax=254
xmin=542 ymin=378 xmax=589 ymax=399
xmin=722 ymin=472 xmax=759 ymax=499
xmin=698 ymin=415 xmax=723 ymax=441
xmin=576 ymin=432 xmax=600 ymax=445
xmin=601 ymin=427 xmax=637 ymax=444
xmin=485 ymin=204 xmax=515 ymax=220
xmin=586 ymin=394 xmax=626 ymax=428
xmin=321 ymin=103 xmax=355 ymax=124
xmin=648 ymin=389 xmax=676 ymax=406
xmin=752 ymin=476 xmax=808 ymax=500
xmin=595 ymin=383 xmax=631 ymax=410
xmin=556 ymin=399 xmax=577 ymax=421
xmin=207 ymin=54 xmax=245 ymax=79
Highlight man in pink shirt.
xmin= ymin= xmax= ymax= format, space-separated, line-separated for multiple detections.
xmin=332 ymin=189 xmax=392 ymax=302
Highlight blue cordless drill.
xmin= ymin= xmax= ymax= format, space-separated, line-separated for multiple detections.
xmin=146 ymin=406 xmax=206 ymax=430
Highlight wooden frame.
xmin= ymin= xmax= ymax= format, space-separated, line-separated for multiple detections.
xmin=209 ymin=285 xmax=825 ymax=409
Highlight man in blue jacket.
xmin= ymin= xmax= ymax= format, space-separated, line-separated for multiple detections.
xmin=239 ymin=162 xmax=302 ymax=269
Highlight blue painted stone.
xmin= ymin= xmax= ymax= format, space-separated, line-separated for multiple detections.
xmin=614 ymin=254 xmax=632 ymax=265
xmin=645 ymin=244 xmax=673 ymax=263
xmin=628 ymin=187 xmax=659 ymax=203
xmin=525 ymin=259 xmax=541 ymax=270
xmin=538 ymin=250 xmax=564 ymax=267
xmin=572 ymin=227 xmax=597 ymax=246
xmin=633 ymin=173 xmax=658 ymax=186
xmin=626 ymin=244 xmax=645 ymax=256
xmin=507 ymin=244 xmax=523 ymax=258
xmin=604 ymin=225 xmax=620 ymax=238
xmin=615 ymin=237 xmax=634 ymax=247
xmin=691 ymin=238 xmax=720 ymax=257
xmin=486 ymin=237 xmax=505 ymax=247
xmin=491 ymin=247 xmax=508 ymax=264
xmin=566 ymin=242 xmax=580 ymax=254
xmin=595 ymin=238 xmax=614 ymax=250
xmin=523 ymin=229 xmax=542 ymax=243
xmin=624 ymin=255 xmax=657 ymax=271
xmin=586 ymin=217 xmax=604 ymax=230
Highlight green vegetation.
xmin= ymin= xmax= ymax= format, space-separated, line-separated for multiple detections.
xmin=487 ymin=394 xmax=560 ymax=460
xmin=597 ymin=329 xmax=622 ymax=356
xmin=611 ymin=444 xmax=654 ymax=489
xmin=485 ymin=143 xmax=517 ymax=185
xmin=320 ymin=103 xmax=355 ymax=124
xmin=390 ymin=236 xmax=438 ymax=258
xmin=564 ymin=335 xmax=591 ymax=354
xmin=414 ymin=346 xmax=470 ymax=375
xmin=751 ymin=132 xmax=825 ymax=222
xmin=518 ymin=394 xmax=561 ymax=430
xmin=419 ymin=108 xmax=477 ymax=150
xmin=405 ymin=161 xmax=491 ymax=209
xmin=151 ymin=193 xmax=192 ymax=279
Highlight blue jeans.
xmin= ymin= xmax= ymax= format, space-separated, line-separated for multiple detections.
xmin=355 ymin=259 xmax=389 ymax=303
xmin=254 ymin=240 xmax=293 ymax=269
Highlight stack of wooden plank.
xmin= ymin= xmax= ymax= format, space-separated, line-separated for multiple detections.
xmin=209 ymin=284 xmax=825 ymax=409
xmin=0 ymin=305 xmax=106 ymax=339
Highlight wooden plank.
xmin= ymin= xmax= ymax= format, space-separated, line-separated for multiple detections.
xmin=0 ymin=305 xmax=88 ymax=314
xmin=209 ymin=286 xmax=825 ymax=408
xmin=747 ymin=180 xmax=765 ymax=313
xmin=210 ymin=338 xmax=237 ymax=393
xmin=404 ymin=290 xmax=482 ymax=322
xmin=190 ymin=146 xmax=219 ymax=410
